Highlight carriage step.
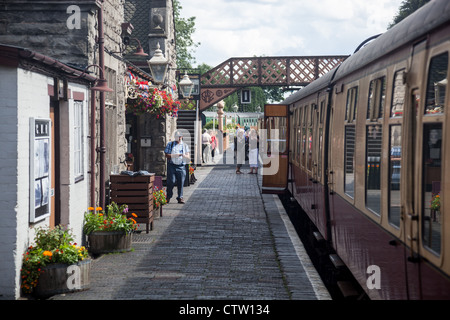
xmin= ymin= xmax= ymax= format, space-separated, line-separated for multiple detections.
xmin=329 ymin=254 xmax=345 ymax=269
xmin=337 ymin=281 xmax=359 ymax=298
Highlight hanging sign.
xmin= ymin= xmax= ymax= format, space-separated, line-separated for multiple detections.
xmin=241 ymin=89 xmax=251 ymax=104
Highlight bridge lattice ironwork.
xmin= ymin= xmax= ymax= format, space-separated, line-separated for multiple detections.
xmin=198 ymin=55 xmax=349 ymax=111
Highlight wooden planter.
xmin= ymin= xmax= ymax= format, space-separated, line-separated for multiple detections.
xmin=110 ymin=174 xmax=155 ymax=233
xmin=87 ymin=231 xmax=132 ymax=254
xmin=34 ymin=259 xmax=91 ymax=299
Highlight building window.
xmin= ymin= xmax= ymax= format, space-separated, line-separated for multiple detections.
xmin=74 ymin=101 xmax=84 ymax=181
xmin=105 ymin=67 xmax=117 ymax=106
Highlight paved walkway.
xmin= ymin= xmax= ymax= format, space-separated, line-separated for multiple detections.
xmin=51 ymin=152 xmax=330 ymax=301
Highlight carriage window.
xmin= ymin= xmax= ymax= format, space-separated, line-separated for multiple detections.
xmin=391 ymin=70 xmax=406 ymax=117
xmin=297 ymin=108 xmax=302 ymax=164
xmin=425 ymin=53 xmax=448 ymax=115
xmin=345 ymin=125 xmax=356 ymax=198
xmin=301 ymin=106 xmax=308 ymax=166
xmin=346 ymin=87 xmax=358 ymax=122
xmin=367 ymin=77 xmax=386 ymax=120
xmin=320 ymin=100 xmax=325 ymax=124
xmin=389 ymin=125 xmax=402 ymax=227
xmin=266 ymin=117 xmax=287 ymax=154
xmin=422 ymin=123 xmax=442 ymax=255
xmin=366 ymin=125 xmax=382 ymax=215
xmin=307 ymin=127 xmax=313 ymax=171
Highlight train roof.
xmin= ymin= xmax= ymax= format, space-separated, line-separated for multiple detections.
xmin=282 ymin=0 xmax=450 ymax=105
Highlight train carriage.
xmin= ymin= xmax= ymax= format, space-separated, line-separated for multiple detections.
xmin=275 ymin=0 xmax=450 ymax=299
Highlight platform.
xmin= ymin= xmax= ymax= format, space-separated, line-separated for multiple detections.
xmin=51 ymin=159 xmax=330 ymax=301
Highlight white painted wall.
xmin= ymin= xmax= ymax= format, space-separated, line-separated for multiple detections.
xmin=0 ymin=67 xmax=90 ymax=299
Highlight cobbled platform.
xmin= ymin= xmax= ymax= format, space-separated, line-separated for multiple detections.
xmin=51 ymin=160 xmax=330 ymax=301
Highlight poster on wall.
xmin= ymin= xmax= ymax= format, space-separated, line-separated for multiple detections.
xmin=30 ymin=118 xmax=51 ymax=223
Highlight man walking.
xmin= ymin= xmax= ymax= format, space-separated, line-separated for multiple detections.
xmin=164 ymin=130 xmax=190 ymax=204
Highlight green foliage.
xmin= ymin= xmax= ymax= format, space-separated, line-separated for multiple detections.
xmin=174 ymin=0 xmax=200 ymax=69
xmin=153 ymin=187 xmax=167 ymax=209
xmin=83 ymin=203 xmax=138 ymax=235
xmin=388 ymin=0 xmax=431 ymax=28
xmin=203 ymin=120 xmax=219 ymax=130
xmin=21 ymin=226 xmax=88 ymax=294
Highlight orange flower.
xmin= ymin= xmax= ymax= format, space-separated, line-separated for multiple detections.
xmin=96 ymin=207 xmax=103 ymax=211
xmin=88 ymin=207 xmax=95 ymax=211
xmin=131 ymin=218 xmax=137 ymax=224
xmin=43 ymin=251 xmax=53 ymax=257
xmin=131 ymin=213 xmax=137 ymax=218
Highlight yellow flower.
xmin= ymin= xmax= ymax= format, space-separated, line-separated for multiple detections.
xmin=43 ymin=251 xmax=53 ymax=257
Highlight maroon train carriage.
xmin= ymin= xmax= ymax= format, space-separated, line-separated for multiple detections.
xmin=265 ymin=0 xmax=450 ymax=299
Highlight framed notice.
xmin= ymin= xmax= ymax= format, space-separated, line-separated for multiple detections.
xmin=30 ymin=118 xmax=51 ymax=223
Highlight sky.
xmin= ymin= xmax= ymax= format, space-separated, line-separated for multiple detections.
xmin=179 ymin=0 xmax=404 ymax=68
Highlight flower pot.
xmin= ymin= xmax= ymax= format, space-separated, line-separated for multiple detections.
xmin=87 ymin=231 xmax=132 ymax=254
xmin=34 ymin=259 xmax=91 ymax=299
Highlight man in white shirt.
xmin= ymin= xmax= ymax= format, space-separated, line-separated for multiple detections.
xmin=202 ymin=129 xmax=211 ymax=163
xmin=164 ymin=131 xmax=190 ymax=204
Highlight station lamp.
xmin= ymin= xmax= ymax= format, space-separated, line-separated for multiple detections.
xmin=179 ymin=72 xmax=194 ymax=98
xmin=147 ymin=42 xmax=169 ymax=84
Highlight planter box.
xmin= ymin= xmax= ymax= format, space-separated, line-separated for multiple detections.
xmin=87 ymin=231 xmax=132 ymax=254
xmin=110 ymin=174 xmax=155 ymax=233
xmin=34 ymin=259 xmax=91 ymax=299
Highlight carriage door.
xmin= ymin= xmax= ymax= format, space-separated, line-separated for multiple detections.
xmin=401 ymin=39 xmax=430 ymax=299
xmin=262 ymin=104 xmax=289 ymax=194
xmin=311 ymin=100 xmax=325 ymax=227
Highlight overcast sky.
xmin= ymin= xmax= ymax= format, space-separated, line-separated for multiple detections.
xmin=179 ymin=0 xmax=404 ymax=68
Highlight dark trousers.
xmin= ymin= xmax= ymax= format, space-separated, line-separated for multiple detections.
xmin=167 ymin=163 xmax=186 ymax=200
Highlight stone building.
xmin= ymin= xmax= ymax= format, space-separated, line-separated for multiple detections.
xmin=0 ymin=0 xmax=178 ymax=299
xmin=123 ymin=0 xmax=178 ymax=176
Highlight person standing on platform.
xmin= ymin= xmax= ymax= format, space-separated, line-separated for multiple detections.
xmin=202 ymin=129 xmax=211 ymax=163
xmin=248 ymin=129 xmax=259 ymax=174
xmin=210 ymin=130 xmax=216 ymax=162
xmin=165 ymin=130 xmax=190 ymax=204
xmin=235 ymin=129 xmax=246 ymax=174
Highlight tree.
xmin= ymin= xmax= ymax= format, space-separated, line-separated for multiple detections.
xmin=388 ymin=0 xmax=431 ymax=28
xmin=173 ymin=0 xmax=200 ymax=69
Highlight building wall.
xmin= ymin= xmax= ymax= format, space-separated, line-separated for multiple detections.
xmin=0 ymin=65 xmax=19 ymax=299
xmin=0 ymin=64 xmax=91 ymax=299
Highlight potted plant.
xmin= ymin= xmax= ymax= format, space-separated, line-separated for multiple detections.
xmin=153 ymin=186 xmax=167 ymax=217
xmin=431 ymin=193 xmax=441 ymax=222
xmin=21 ymin=226 xmax=90 ymax=298
xmin=83 ymin=203 xmax=138 ymax=254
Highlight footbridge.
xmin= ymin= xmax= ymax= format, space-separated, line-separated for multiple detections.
xmin=198 ymin=55 xmax=349 ymax=111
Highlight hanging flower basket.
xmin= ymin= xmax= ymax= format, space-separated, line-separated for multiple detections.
xmin=126 ymin=86 xmax=180 ymax=119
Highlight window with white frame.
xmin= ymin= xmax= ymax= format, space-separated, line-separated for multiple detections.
xmin=74 ymin=100 xmax=84 ymax=181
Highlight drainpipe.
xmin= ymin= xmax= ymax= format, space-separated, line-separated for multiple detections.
xmin=90 ymin=90 xmax=96 ymax=207
xmin=98 ymin=0 xmax=106 ymax=210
